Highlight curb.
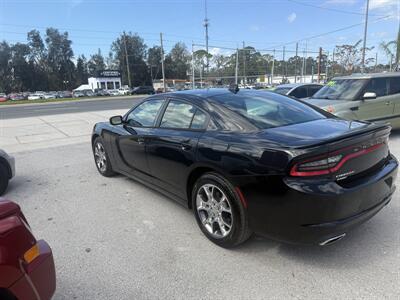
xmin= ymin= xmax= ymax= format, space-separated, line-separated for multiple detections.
xmin=0 ymin=95 xmax=144 ymax=108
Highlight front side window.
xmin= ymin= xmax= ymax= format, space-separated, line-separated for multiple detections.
xmin=126 ymin=99 xmax=164 ymax=127
xmin=311 ymin=79 xmax=368 ymax=100
xmin=365 ymin=78 xmax=389 ymax=97
xmin=210 ymin=91 xmax=325 ymax=129
xmin=160 ymin=100 xmax=196 ymax=129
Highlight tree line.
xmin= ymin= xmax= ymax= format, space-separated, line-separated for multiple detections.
xmin=0 ymin=27 xmax=397 ymax=93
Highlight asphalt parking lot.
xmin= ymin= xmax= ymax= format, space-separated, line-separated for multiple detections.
xmin=3 ymin=131 xmax=400 ymax=299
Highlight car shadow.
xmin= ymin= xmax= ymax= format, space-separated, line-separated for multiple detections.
xmin=3 ymin=175 xmax=29 ymax=197
xmin=121 ymin=171 xmax=400 ymax=268
xmin=390 ymin=129 xmax=400 ymax=137
xmin=234 ymin=204 xmax=399 ymax=268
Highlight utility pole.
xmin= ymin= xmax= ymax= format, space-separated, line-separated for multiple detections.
xmin=204 ymin=0 xmax=210 ymax=73
xmin=235 ymin=48 xmax=239 ymax=85
xmin=192 ymin=42 xmax=195 ymax=89
xmin=242 ymin=41 xmax=246 ymax=85
xmin=390 ymin=54 xmax=393 ymax=71
xmin=282 ymin=46 xmax=286 ymax=82
xmin=123 ymin=32 xmax=132 ymax=88
xmin=361 ymin=0 xmax=370 ymax=73
xmin=295 ymin=42 xmax=298 ymax=83
xmin=301 ymin=47 xmax=305 ymax=83
xmin=317 ymin=47 xmax=322 ymax=83
xmin=311 ymin=65 xmax=314 ymax=83
xmin=375 ymin=52 xmax=378 ymax=71
xmin=325 ymin=51 xmax=329 ymax=83
xmin=271 ymin=49 xmax=275 ymax=85
xmin=304 ymin=41 xmax=308 ymax=82
xmin=160 ymin=33 xmax=166 ymax=93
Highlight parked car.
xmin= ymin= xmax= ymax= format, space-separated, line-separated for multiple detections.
xmin=118 ymin=87 xmax=131 ymax=95
xmin=72 ymin=90 xmax=85 ymax=98
xmin=131 ymin=86 xmax=155 ymax=95
xmin=0 ymin=93 xmax=7 ymax=102
xmin=83 ymin=90 xmax=95 ymax=97
xmin=0 ymin=150 xmax=15 ymax=196
xmin=94 ymin=89 xmax=110 ymax=97
xmin=108 ymin=89 xmax=120 ymax=96
xmin=43 ymin=92 xmax=57 ymax=99
xmin=0 ymin=199 xmax=56 ymax=300
xmin=28 ymin=92 xmax=45 ymax=100
xmin=92 ymin=88 xmax=397 ymax=248
xmin=57 ymin=91 xmax=73 ymax=98
xmin=8 ymin=93 xmax=25 ymax=101
xmin=305 ymin=72 xmax=400 ymax=128
xmin=273 ymin=83 xmax=323 ymax=99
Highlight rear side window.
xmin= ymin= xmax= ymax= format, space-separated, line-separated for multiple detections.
xmin=210 ymin=91 xmax=325 ymax=129
xmin=126 ymin=99 xmax=164 ymax=127
xmin=365 ymin=78 xmax=389 ymax=97
xmin=389 ymin=77 xmax=400 ymax=95
xmin=290 ymin=87 xmax=307 ymax=98
xmin=191 ymin=109 xmax=208 ymax=129
xmin=160 ymin=100 xmax=196 ymax=129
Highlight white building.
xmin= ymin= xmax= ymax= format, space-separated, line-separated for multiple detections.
xmin=88 ymin=70 xmax=122 ymax=91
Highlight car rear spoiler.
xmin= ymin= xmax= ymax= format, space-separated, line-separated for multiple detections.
xmin=292 ymin=122 xmax=391 ymax=150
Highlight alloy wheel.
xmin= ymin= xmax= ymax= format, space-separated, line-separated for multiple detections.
xmin=196 ymin=184 xmax=233 ymax=239
xmin=94 ymin=142 xmax=107 ymax=173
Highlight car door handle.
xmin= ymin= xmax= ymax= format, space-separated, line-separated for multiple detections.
xmin=350 ymin=106 xmax=359 ymax=111
xmin=181 ymin=142 xmax=192 ymax=151
xmin=137 ymin=137 xmax=145 ymax=145
xmin=385 ymin=101 xmax=391 ymax=105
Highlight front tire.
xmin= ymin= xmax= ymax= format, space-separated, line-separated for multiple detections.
xmin=0 ymin=163 xmax=9 ymax=196
xmin=192 ymin=172 xmax=252 ymax=248
xmin=92 ymin=137 xmax=116 ymax=177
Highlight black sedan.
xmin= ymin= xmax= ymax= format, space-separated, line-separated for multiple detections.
xmin=91 ymin=88 xmax=398 ymax=248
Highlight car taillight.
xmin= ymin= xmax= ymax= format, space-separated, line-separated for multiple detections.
xmin=290 ymin=142 xmax=385 ymax=177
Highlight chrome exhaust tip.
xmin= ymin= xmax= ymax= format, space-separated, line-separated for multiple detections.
xmin=319 ymin=233 xmax=346 ymax=246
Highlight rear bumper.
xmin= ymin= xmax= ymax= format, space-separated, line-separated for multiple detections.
xmin=245 ymin=155 xmax=398 ymax=245
xmin=9 ymin=240 xmax=56 ymax=300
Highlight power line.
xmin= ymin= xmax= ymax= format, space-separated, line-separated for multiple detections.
xmin=287 ymin=0 xmax=385 ymax=17
xmin=270 ymin=15 xmax=391 ymax=48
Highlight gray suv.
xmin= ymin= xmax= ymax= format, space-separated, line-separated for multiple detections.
xmin=0 ymin=149 xmax=15 ymax=195
xmin=305 ymin=72 xmax=400 ymax=128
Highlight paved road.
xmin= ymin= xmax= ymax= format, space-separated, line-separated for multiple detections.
xmin=0 ymin=96 xmax=144 ymax=119
xmin=4 ymin=138 xmax=400 ymax=300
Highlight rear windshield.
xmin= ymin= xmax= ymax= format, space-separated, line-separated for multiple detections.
xmin=209 ymin=91 xmax=326 ymax=129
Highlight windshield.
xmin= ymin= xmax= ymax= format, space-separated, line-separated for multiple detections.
xmin=273 ymin=87 xmax=291 ymax=95
xmin=312 ymin=79 xmax=367 ymax=100
xmin=210 ymin=91 xmax=325 ymax=129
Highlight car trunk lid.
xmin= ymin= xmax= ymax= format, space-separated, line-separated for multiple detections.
xmin=283 ymin=121 xmax=391 ymax=181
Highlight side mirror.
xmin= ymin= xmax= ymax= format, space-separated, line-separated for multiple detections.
xmin=110 ymin=115 xmax=123 ymax=125
xmin=363 ymin=92 xmax=377 ymax=100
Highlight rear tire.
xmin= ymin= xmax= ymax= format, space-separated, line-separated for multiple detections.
xmin=192 ymin=172 xmax=252 ymax=248
xmin=92 ymin=137 xmax=116 ymax=177
xmin=0 ymin=163 xmax=9 ymax=196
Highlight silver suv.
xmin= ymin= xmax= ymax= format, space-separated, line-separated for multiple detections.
xmin=305 ymin=72 xmax=400 ymax=128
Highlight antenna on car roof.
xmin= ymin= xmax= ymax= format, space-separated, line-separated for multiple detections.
xmin=228 ymin=84 xmax=239 ymax=94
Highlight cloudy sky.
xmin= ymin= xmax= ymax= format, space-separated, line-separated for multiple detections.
xmin=0 ymin=0 xmax=398 ymax=64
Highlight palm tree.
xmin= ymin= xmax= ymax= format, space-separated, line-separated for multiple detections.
xmin=380 ymin=40 xmax=396 ymax=71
